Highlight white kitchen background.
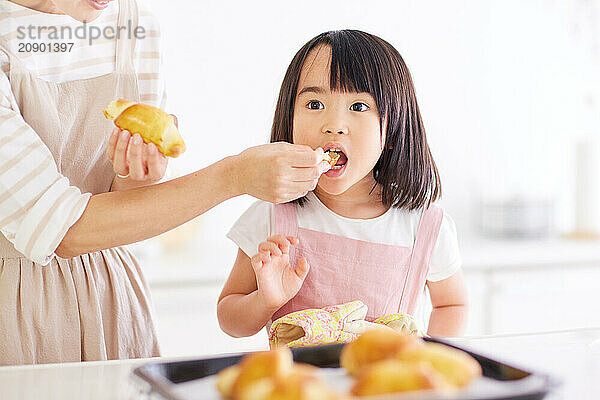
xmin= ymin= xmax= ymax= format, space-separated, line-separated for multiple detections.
xmin=132 ymin=0 xmax=600 ymax=357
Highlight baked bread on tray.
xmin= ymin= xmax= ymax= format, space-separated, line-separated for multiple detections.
xmin=216 ymin=347 xmax=342 ymax=399
xmin=217 ymin=329 xmax=482 ymax=399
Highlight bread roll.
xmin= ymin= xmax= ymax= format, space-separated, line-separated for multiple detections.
xmin=216 ymin=365 xmax=240 ymax=398
xmin=350 ymin=359 xmax=450 ymax=396
xmin=340 ymin=328 xmax=422 ymax=375
xmin=231 ymin=348 xmax=293 ymax=398
xmin=104 ymin=99 xmax=186 ymax=157
xmin=216 ymin=350 xmax=343 ymax=400
xmin=269 ymin=368 xmax=343 ymax=400
xmin=397 ymin=342 xmax=482 ymax=388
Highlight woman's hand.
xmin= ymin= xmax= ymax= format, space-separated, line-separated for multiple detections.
xmin=234 ymin=142 xmax=330 ymax=204
xmin=106 ymin=127 xmax=168 ymax=191
xmin=251 ymin=235 xmax=310 ymax=310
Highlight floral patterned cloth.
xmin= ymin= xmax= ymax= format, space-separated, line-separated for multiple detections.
xmin=269 ymin=301 xmax=422 ymax=348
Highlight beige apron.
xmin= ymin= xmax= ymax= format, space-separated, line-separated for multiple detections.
xmin=0 ymin=0 xmax=159 ymax=365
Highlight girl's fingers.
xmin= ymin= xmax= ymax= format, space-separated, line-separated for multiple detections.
xmin=294 ymin=257 xmax=310 ymax=281
xmin=106 ymin=127 xmax=119 ymax=162
xmin=286 ymin=236 xmax=299 ymax=245
xmin=251 ymin=251 xmax=272 ymax=271
xmin=128 ymin=134 xmax=146 ymax=180
xmin=258 ymin=251 xmax=271 ymax=264
xmin=250 ymin=254 xmax=263 ymax=271
xmin=267 ymin=235 xmax=296 ymax=253
xmin=258 ymin=241 xmax=282 ymax=256
xmin=113 ymin=130 xmax=131 ymax=175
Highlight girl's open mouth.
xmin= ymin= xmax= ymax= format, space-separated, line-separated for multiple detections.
xmin=323 ymin=148 xmax=348 ymax=178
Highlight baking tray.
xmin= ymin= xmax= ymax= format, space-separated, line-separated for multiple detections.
xmin=132 ymin=338 xmax=558 ymax=400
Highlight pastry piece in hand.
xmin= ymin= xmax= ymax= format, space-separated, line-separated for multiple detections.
xmin=374 ymin=312 xmax=424 ymax=336
xmin=397 ymin=342 xmax=482 ymax=388
xmin=269 ymin=301 xmax=369 ymax=348
xmin=103 ymin=99 xmax=186 ymax=157
xmin=322 ymin=150 xmax=341 ymax=168
xmin=350 ymin=359 xmax=450 ymax=397
xmin=340 ymin=329 xmax=422 ymax=376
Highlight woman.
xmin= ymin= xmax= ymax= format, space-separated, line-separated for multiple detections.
xmin=0 ymin=0 xmax=326 ymax=365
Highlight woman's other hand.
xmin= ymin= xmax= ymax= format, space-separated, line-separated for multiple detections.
xmin=234 ymin=142 xmax=331 ymax=203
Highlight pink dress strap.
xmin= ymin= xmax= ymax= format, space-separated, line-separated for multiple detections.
xmin=400 ymin=205 xmax=444 ymax=314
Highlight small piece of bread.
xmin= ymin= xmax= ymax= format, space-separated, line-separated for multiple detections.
xmin=103 ymin=99 xmax=186 ymax=157
xmin=323 ymin=151 xmax=341 ymax=168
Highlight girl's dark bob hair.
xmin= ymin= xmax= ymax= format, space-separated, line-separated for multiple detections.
xmin=270 ymin=29 xmax=441 ymax=210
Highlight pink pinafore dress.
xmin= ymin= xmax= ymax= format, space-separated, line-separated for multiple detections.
xmin=271 ymin=201 xmax=444 ymax=323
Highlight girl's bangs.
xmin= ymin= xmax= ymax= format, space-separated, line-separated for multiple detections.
xmin=316 ymin=31 xmax=387 ymax=118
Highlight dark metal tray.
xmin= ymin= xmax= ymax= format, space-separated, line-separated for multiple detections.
xmin=132 ymin=338 xmax=558 ymax=400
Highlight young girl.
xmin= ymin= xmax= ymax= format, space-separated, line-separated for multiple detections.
xmin=218 ymin=30 xmax=468 ymax=338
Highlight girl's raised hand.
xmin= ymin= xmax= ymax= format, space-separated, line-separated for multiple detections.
xmin=250 ymin=235 xmax=310 ymax=311
xmin=235 ymin=142 xmax=331 ymax=204
xmin=106 ymin=127 xmax=168 ymax=191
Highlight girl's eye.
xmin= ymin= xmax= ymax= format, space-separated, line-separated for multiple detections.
xmin=350 ymin=102 xmax=369 ymax=112
xmin=306 ymin=100 xmax=324 ymax=110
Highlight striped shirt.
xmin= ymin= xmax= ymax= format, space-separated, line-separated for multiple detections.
xmin=0 ymin=0 xmax=166 ymax=265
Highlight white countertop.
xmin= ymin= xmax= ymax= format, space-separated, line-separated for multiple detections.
xmin=0 ymin=328 xmax=598 ymax=400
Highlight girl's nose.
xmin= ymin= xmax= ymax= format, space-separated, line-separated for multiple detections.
xmin=322 ymin=126 xmax=348 ymax=135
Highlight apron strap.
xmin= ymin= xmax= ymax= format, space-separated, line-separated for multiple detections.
xmin=274 ymin=203 xmax=299 ymax=237
xmin=115 ymin=0 xmax=139 ymax=73
xmin=399 ymin=204 xmax=444 ymax=314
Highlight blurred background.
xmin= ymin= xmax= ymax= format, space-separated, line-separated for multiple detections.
xmin=132 ymin=0 xmax=600 ymax=357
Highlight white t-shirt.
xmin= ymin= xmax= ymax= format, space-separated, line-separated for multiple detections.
xmin=227 ymin=192 xmax=462 ymax=282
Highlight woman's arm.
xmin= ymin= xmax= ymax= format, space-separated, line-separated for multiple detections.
xmin=56 ymin=141 xmax=327 ymax=258
xmin=217 ymin=248 xmax=277 ymax=337
xmin=55 ymin=155 xmax=237 ymax=258
xmin=426 ymin=269 xmax=468 ymax=337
